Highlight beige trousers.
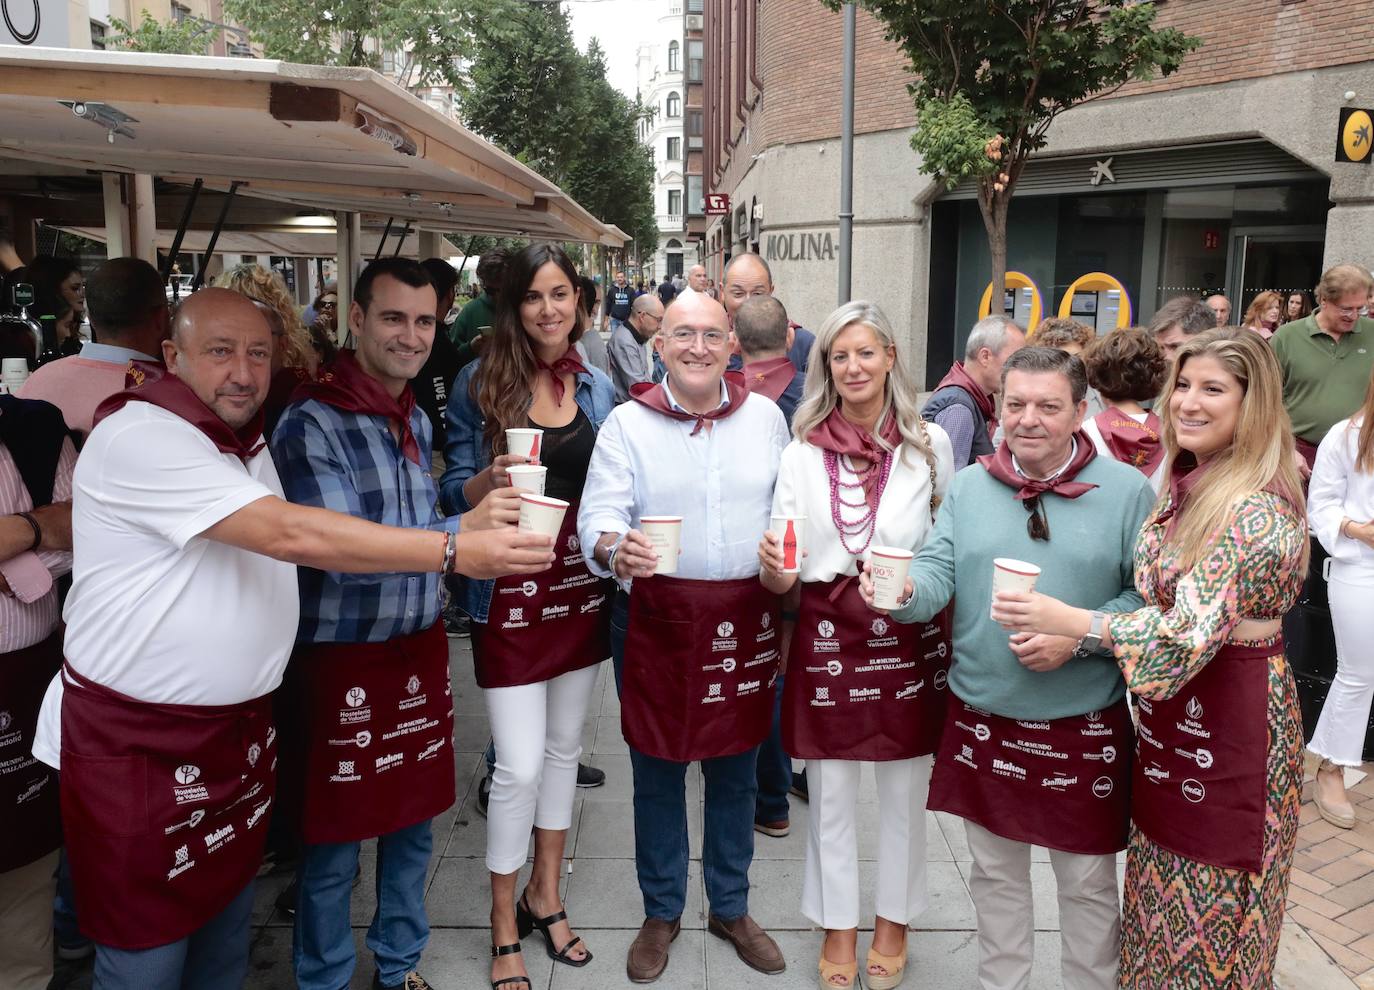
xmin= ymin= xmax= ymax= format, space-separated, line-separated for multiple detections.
xmin=0 ymin=848 xmax=59 ymax=990
xmin=964 ymin=820 xmax=1119 ymax=990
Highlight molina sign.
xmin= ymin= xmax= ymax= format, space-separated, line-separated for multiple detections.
xmin=764 ymin=230 xmax=838 ymax=263
xmin=2 ymin=0 xmax=66 ymax=46
xmin=1337 ymin=107 xmax=1373 ymax=165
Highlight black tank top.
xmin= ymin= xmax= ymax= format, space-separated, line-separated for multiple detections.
xmin=529 ymin=406 xmax=596 ymax=502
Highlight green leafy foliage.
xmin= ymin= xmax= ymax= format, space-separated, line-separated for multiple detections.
xmin=106 ymin=9 xmax=216 ymax=55
xmin=824 ymin=0 xmax=1201 ymax=300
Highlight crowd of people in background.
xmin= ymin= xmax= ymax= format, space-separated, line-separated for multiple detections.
xmin=1 ymin=245 xmax=1374 ymax=990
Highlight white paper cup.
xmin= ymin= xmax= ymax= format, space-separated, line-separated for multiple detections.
xmin=506 ymin=428 xmax=544 ymax=464
xmin=640 ymin=516 xmax=683 ymax=575
xmin=506 ymin=464 xmax=547 ymax=496
xmin=771 ymin=515 xmax=806 ymax=573
xmin=868 ymin=546 xmax=914 ymax=610
xmin=517 ymin=493 xmax=569 ymax=539
xmin=991 ymin=558 xmax=1041 ymax=618
xmin=1 ymin=358 xmax=28 ymax=386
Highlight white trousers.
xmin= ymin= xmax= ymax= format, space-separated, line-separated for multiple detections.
xmin=964 ymin=821 xmax=1119 ymax=990
xmin=483 ymin=664 xmax=600 ymax=874
xmin=801 ymin=756 xmax=931 ymax=930
xmin=1308 ymin=573 xmax=1374 ymax=767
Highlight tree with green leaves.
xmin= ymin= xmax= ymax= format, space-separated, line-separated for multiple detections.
xmin=825 ymin=0 xmax=1201 ymax=313
xmin=221 ymin=0 xmax=488 ymax=87
xmin=106 ymin=9 xmax=216 ymax=54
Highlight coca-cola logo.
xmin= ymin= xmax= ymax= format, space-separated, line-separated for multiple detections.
xmin=933 ymin=670 xmax=948 ymax=690
xmin=1182 ymin=778 xmax=1205 ymax=803
xmin=1092 ymin=776 xmax=1114 ymax=799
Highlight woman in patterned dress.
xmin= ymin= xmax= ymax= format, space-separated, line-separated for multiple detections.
xmin=992 ymin=328 xmax=1309 ymax=987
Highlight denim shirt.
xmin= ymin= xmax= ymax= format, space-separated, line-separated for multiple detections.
xmin=441 ymin=359 xmax=615 ymax=622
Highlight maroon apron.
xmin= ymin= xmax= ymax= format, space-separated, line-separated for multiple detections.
xmin=928 ymin=694 xmax=1133 ymax=855
xmin=290 ymin=622 xmax=455 ymax=845
xmin=59 ymin=662 xmax=275 ymax=949
xmin=783 ymin=578 xmax=951 ymax=761
xmin=1131 ymin=639 xmax=1272 ymax=873
xmin=621 ymin=575 xmax=781 ymax=763
xmin=472 ymin=503 xmax=612 ymax=689
xmin=0 ymin=631 xmax=63 ymax=873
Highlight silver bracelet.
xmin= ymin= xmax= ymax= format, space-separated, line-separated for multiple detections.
xmin=604 ymin=535 xmax=624 ymax=577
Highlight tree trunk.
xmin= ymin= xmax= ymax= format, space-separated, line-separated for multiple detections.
xmin=977 ymin=181 xmax=1010 ymax=322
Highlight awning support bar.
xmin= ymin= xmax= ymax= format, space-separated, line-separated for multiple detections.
xmin=392 ymin=221 xmax=411 ymax=257
xmin=191 ymin=180 xmax=242 ymax=290
xmin=374 ymin=217 xmax=395 ymax=260
xmin=163 ymin=177 xmax=203 ymax=283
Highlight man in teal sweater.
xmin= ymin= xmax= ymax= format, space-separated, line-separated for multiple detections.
xmin=869 ymin=347 xmax=1154 ymax=990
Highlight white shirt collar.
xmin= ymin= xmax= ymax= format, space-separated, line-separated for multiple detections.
xmin=662 ymin=376 xmax=730 ymax=414
xmin=1011 ymin=436 xmax=1078 ymax=482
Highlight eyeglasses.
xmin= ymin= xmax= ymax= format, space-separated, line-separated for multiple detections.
xmin=666 ymin=328 xmax=729 ymax=348
xmin=317 ymin=300 xmax=338 ymax=310
xmin=1332 ymin=305 xmax=1361 ymax=317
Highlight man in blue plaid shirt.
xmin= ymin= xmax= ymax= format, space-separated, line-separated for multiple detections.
xmin=273 ymin=258 xmax=521 ymax=990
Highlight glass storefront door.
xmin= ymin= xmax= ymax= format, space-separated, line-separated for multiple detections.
xmin=1226 ymin=226 xmax=1326 ymax=318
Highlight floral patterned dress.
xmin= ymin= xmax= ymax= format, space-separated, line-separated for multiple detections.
xmin=1110 ymin=491 xmax=1308 ymax=988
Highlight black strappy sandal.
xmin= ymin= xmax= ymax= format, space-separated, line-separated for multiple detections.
xmin=516 ymin=890 xmax=593 ymax=967
xmin=490 ymin=942 xmax=532 ymax=990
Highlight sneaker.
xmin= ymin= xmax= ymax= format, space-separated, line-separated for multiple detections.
xmin=754 ymin=818 xmax=790 ymax=838
xmin=55 ymin=939 xmax=94 ymax=962
xmin=476 ymin=773 xmax=492 ymax=818
xmin=443 ymin=608 xmax=471 ymax=639
xmin=372 ymin=971 xmax=435 ymax=990
xmin=576 ymin=763 xmax=606 ymax=788
xmin=789 ymin=768 xmax=809 ymax=802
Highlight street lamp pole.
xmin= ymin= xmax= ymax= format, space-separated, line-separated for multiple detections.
xmin=837 ymin=2 xmax=856 ymax=305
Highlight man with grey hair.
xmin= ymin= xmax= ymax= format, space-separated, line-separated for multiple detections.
xmin=1146 ymin=296 xmax=1215 ymax=359
xmin=607 ymin=293 xmax=664 ymax=404
xmin=1204 ymin=293 xmax=1231 ymax=327
xmin=677 ymin=264 xmax=708 ymax=301
xmin=922 ymin=315 xmax=1026 ymax=467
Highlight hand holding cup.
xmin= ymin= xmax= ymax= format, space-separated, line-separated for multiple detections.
xmin=463 ymin=487 xmax=522 ymax=531
xmin=858 ymin=560 xmax=913 ymax=615
xmin=613 ymin=529 xmax=659 ymax=580
xmin=489 ymin=453 xmax=530 ymax=489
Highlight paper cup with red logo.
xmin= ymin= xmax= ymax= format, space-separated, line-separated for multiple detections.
xmin=771 ymin=515 xmax=806 ymax=574
xmin=506 ymin=464 xmax=547 ymax=496
xmin=867 ymin=546 xmax=914 ymax=610
xmin=639 ymin=516 xmax=683 ymax=575
xmin=518 ymin=493 xmax=569 ymax=539
xmin=506 ymin=428 xmax=544 ymax=464
xmin=991 ymin=557 xmax=1041 ymax=619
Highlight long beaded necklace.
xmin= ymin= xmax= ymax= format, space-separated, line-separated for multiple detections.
xmin=824 ymin=447 xmax=894 ymax=556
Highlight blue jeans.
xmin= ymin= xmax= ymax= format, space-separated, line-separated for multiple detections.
xmin=611 ymin=591 xmax=757 ymax=921
xmin=754 ymin=674 xmax=791 ymax=824
xmin=54 ymin=846 xmax=87 ymax=950
xmin=293 ymin=819 xmax=433 ymax=990
xmin=93 ymin=881 xmax=253 ymax=990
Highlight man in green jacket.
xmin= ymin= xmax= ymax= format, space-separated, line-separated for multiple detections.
xmin=449 ymin=248 xmax=509 ymax=365
xmin=871 ymin=346 xmax=1154 ymax=990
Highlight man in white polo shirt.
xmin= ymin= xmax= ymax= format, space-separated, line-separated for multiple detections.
xmin=32 ymin=289 xmax=552 ymax=990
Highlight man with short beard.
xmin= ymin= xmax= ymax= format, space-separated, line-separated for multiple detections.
xmin=868 ymin=347 xmax=1153 ymax=990
xmin=31 ymin=287 xmax=550 ymax=990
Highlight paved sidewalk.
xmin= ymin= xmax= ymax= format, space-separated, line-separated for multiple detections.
xmin=47 ymin=636 xmax=1358 ymax=989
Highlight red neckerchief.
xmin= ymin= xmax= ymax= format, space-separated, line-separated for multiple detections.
xmin=979 ymin=430 xmax=1099 ymax=501
xmin=292 ymin=349 xmax=422 ymax=466
xmin=808 ymin=406 xmax=901 ymax=500
xmin=1093 ymin=408 xmax=1164 ymax=476
xmin=742 ymin=356 xmax=796 ymax=403
xmin=1155 ymin=452 xmax=1206 ymax=538
xmin=93 ymin=360 xmax=266 ymax=462
xmin=630 ymin=372 xmax=749 ymax=435
xmin=934 ymin=361 xmax=998 ymax=437
xmin=535 ymin=347 xmax=588 ymax=405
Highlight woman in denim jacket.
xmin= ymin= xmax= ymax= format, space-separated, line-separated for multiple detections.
xmin=440 ymin=244 xmax=615 ymax=990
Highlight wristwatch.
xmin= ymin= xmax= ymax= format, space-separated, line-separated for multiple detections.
xmin=1073 ymin=610 xmax=1110 ymax=658
xmin=602 ymin=534 xmax=624 ymax=576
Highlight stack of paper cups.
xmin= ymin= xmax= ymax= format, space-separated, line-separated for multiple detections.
xmin=771 ymin=515 xmax=806 ymax=573
xmin=506 ymin=464 xmax=548 ymax=496
xmin=506 ymin=428 xmax=544 ymax=464
xmin=640 ymin=516 xmax=683 ymax=575
xmin=991 ymin=558 xmax=1041 ymax=619
xmin=868 ymin=546 xmax=915 ymax=610
xmin=517 ymin=493 xmax=569 ymax=538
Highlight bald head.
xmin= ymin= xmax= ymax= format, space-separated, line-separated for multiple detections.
xmin=722 ymin=253 xmax=774 ymax=320
xmin=166 ymin=288 xmax=273 ymax=429
xmin=687 ymin=264 xmax=708 ymax=291
xmin=663 ymin=287 xmax=728 ymax=330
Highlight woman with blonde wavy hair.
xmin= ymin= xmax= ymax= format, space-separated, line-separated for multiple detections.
xmin=758 ymin=300 xmax=952 ymax=989
xmin=214 ymin=263 xmax=318 ymax=431
xmin=996 ymin=329 xmax=1309 ymax=987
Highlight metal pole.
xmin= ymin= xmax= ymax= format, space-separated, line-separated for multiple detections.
xmin=392 ymin=221 xmax=411 ymax=257
xmin=163 ymin=177 xmax=203 ymax=283
xmin=374 ymin=217 xmax=395 ymax=260
xmin=837 ymin=1 xmax=856 ymax=305
xmin=191 ymin=181 xmax=241 ymax=291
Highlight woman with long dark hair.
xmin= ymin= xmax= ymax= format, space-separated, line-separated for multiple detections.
xmin=440 ymin=244 xmax=615 ymax=990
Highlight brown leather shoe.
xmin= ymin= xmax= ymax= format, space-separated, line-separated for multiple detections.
xmin=627 ymin=917 xmax=680 ymax=984
xmin=708 ymin=913 xmax=786 ymax=975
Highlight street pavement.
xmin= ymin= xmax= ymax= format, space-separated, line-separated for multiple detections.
xmin=49 ymin=637 xmax=1365 ymax=988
